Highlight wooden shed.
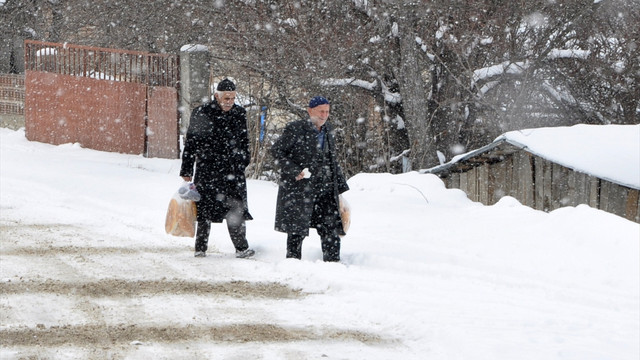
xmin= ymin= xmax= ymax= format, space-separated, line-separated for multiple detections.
xmin=423 ymin=125 xmax=640 ymax=223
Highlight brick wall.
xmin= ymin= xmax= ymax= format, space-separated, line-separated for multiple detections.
xmin=0 ymin=73 xmax=25 ymax=115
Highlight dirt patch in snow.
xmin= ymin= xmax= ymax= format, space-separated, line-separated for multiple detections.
xmin=1 ymin=323 xmax=384 ymax=346
xmin=0 ymin=279 xmax=302 ymax=299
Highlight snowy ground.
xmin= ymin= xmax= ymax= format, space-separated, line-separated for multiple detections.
xmin=1 ymin=127 xmax=638 ymax=360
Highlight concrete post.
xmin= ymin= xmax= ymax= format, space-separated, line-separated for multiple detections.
xmin=179 ymin=44 xmax=211 ymax=135
xmin=12 ymin=39 xmax=25 ymax=73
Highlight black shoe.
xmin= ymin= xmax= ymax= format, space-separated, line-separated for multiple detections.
xmin=194 ymin=251 xmax=206 ymax=257
xmin=235 ymin=248 xmax=255 ymax=258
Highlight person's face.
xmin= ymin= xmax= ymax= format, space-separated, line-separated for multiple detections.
xmin=307 ymin=104 xmax=330 ymax=129
xmin=215 ymin=91 xmax=236 ymax=112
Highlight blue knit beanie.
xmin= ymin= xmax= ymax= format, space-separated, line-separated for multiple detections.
xmin=308 ymin=96 xmax=330 ymax=108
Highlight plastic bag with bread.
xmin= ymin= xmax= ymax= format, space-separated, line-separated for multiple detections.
xmin=165 ymin=187 xmax=198 ymax=237
xmin=339 ymin=195 xmax=351 ymax=236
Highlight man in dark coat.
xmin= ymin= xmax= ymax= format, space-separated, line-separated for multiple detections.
xmin=180 ymin=78 xmax=255 ymax=258
xmin=271 ymin=96 xmax=349 ymax=262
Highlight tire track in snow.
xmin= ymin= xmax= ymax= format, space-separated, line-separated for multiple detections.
xmin=1 ymin=323 xmax=386 ymax=346
xmin=0 ymin=279 xmax=303 ymax=299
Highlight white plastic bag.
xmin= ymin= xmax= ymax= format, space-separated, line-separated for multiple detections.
xmin=339 ymin=195 xmax=351 ymax=235
xmin=177 ymin=182 xmax=201 ymax=201
xmin=165 ymin=189 xmax=197 ymax=237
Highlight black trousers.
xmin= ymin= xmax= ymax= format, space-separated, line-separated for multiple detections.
xmin=286 ymin=189 xmax=341 ymax=262
xmin=195 ymin=198 xmax=249 ymax=253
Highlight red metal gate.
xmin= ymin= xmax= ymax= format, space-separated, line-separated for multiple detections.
xmin=24 ymin=40 xmax=180 ymax=158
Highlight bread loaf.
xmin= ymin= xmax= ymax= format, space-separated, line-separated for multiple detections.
xmin=339 ymin=195 xmax=351 ymax=235
xmin=165 ymin=198 xmax=197 ymax=237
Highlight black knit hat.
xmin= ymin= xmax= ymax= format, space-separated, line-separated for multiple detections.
xmin=216 ymin=78 xmax=236 ymax=91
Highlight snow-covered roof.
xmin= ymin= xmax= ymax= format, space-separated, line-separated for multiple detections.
xmin=424 ymin=124 xmax=640 ymax=190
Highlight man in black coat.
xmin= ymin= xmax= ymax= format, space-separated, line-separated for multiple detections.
xmin=271 ymin=96 xmax=349 ymax=262
xmin=180 ymin=78 xmax=255 ymax=258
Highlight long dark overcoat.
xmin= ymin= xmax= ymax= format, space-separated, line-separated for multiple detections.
xmin=271 ymin=118 xmax=349 ymax=236
xmin=180 ymin=100 xmax=252 ymax=223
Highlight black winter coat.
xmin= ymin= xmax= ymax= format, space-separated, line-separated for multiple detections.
xmin=271 ymin=118 xmax=349 ymax=236
xmin=180 ymin=100 xmax=253 ymax=223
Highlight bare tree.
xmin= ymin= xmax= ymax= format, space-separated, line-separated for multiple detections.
xmin=3 ymin=0 xmax=637 ymax=175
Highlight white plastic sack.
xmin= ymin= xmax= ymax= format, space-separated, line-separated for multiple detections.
xmin=339 ymin=195 xmax=351 ymax=236
xmin=177 ymin=182 xmax=201 ymax=201
xmin=165 ymin=189 xmax=197 ymax=237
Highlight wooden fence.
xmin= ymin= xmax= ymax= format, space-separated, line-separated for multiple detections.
xmin=432 ymin=141 xmax=640 ymax=223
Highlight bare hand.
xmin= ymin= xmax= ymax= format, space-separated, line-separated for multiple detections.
xmin=295 ymin=168 xmax=311 ymax=181
xmin=182 ymin=176 xmax=192 ymax=182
